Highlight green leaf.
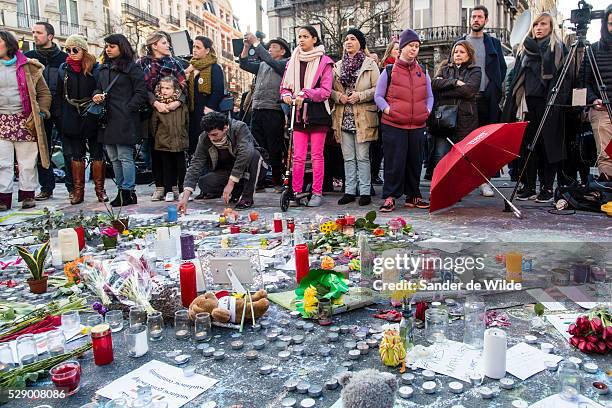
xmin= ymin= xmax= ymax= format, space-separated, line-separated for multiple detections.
xmin=534 ymin=303 xmax=545 ymax=316
xmin=15 ymin=246 xmax=39 ymax=280
xmin=365 ymin=211 xmax=377 ymax=223
xmin=355 ymin=218 xmax=366 ymax=229
xmin=35 ymin=242 xmax=50 ymax=275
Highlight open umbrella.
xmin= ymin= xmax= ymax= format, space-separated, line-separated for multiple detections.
xmin=429 ymin=122 xmax=528 ymax=216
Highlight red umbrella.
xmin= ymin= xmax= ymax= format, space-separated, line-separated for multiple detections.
xmin=429 ymin=122 xmax=528 ymax=215
xmin=605 ymin=139 xmax=612 ymax=161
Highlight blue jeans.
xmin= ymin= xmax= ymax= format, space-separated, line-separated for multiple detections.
xmin=432 ymin=136 xmax=452 ymax=169
xmin=340 ymin=130 xmax=371 ymax=195
xmin=105 ymin=144 xmax=135 ymax=191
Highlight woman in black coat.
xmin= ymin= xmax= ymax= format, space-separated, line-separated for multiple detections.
xmin=502 ymin=12 xmax=569 ymax=203
xmin=430 ymin=40 xmax=482 ymax=167
xmin=55 ymin=34 xmax=105 ymax=205
xmin=93 ymin=34 xmax=148 ymax=206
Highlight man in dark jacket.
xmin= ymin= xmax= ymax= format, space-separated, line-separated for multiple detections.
xmin=239 ymin=33 xmax=290 ymax=188
xmin=178 ymin=112 xmax=268 ymax=212
xmin=25 ymin=22 xmax=69 ymax=201
xmin=584 ymin=4 xmax=612 ymax=181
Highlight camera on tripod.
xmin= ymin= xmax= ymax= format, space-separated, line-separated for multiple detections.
xmin=570 ymin=0 xmax=605 ymax=35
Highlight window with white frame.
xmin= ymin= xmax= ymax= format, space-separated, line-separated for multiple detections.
xmin=413 ymin=0 xmax=431 ymax=29
xmin=462 ymin=0 xmax=476 ymax=29
xmin=17 ymin=0 xmax=40 ymax=18
xmin=59 ymin=0 xmax=79 ymax=25
xmin=103 ymin=0 xmax=112 ymax=33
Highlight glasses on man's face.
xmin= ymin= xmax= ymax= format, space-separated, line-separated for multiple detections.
xmin=65 ymin=47 xmax=80 ymax=54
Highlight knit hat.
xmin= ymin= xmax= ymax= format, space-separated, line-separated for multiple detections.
xmin=65 ymin=34 xmax=88 ymax=51
xmin=346 ymin=28 xmax=367 ymax=51
xmin=268 ymin=37 xmax=291 ymax=58
xmin=399 ymin=29 xmax=420 ymax=50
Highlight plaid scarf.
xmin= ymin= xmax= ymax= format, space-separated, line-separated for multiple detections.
xmin=340 ymin=50 xmax=365 ymax=89
xmin=137 ymin=55 xmax=186 ymax=93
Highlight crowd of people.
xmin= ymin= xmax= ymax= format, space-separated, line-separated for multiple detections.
xmin=0 ymin=3 xmax=610 ymax=213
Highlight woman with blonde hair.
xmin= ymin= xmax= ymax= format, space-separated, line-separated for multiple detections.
xmin=502 ymin=12 xmax=568 ymax=203
xmin=380 ymin=40 xmax=399 ymax=69
xmin=55 ymin=34 xmax=106 ymax=205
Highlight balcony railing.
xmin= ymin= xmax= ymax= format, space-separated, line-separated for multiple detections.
xmin=17 ymin=12 xmax=46 ymax=29
xmin=59 ymin=21 xmax=88 ymax=37
xmin=221 ymin=50 xmax=235 ymax=61
xmin=413 ymin=26 xmax=510 ymax=47
xmin=121 ymin=3 xmax=159 ymax=27
xmin=166 ymin=15 xmax=180 ymax=27
xmin=186 ymin=10 xmax=205 ymax=27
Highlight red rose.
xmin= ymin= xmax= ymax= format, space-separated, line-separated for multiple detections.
xmin=590 ymin=317 xmax=603 ymax=334
xmin=568 ymin=323 xmax=578 ymax=336
xmin=596 ymin=341 xmax=607 ymax=354
xmin=606 ymin=339 xmax=612 ymax=350
xmin=603 ymin=326 xmax=612 ymax=341
xmin=577 ymin=315 xmax=590 ymax=331
xmin=586 ymin=342 xmax=597 ymax=353
xmin=569 ymin=336 xmax=581 ymax=347
xmin=578 ymin=340 xmax=588 ymax=352
xmin=586 ymin=334 xmax=599 ymax=344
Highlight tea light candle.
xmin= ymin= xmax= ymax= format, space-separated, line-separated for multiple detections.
xmin=318 ymin=346 xmax=331 ymax=357
xmin=568 ymin=357 xmax=582 ymax=367
xmin=500 ymin=377 xmax=515 ymax=389
xmin=422 ymin=381 xmax=437 ymax=394
xmin=231 ymin=340 xmax=244 ymax=350
xmin=245 ymin=350 xmax=258 ymax=360
xmin=292 ymin=335 xmax=305 ymax=344
xmin=401 ymin=373 xmax=415 ymax=384
xmin=290 ymin=311 xmax=301 ymax=319
xmin=252 ymin=340 xmax=266 ymax=350
xmin=340 ymin=325 xmax=350 ymax=333
xmin=366 ymin=338 xmax=378 ymax=347
xmin=524 ymin=335 xmax=537 ymax=344
xmin=422 ymin=370 xmax=436 ymax=380
xmin=342 ymin=361 xmax=354 ymax=371
xmin=448 ymin=381 xmax=464 ymax=394
xmin=300 ymin=398 xmax=315 ymax=408
xmin=398 ymin=386 xmax=414 ymax=399
xmin=266 ymin=332 xmax=279 ymax=342
xmin=593 ymin=381 xmax=609 ymax=395
xmin=469 ymin=372 xmax=484 ymax=386
xmin=308 ymin=385 xmax=322 ymax=397
xmin=354 ymin=332 xmax=367 ymax=341
xmin=348 ymin=349 xmax=361 ymax=360
xmin=511 ymin=400 xmax=528 ymax=408
xmin=183 ymin=365 xmax=195 ymax=377
xmin=213 ymin=350 xmax=225 ymax=360
xmin=540 ymin=343 xmax=554 ymax=353
xmin=479 ymin=386 xmax=493 ymax=399
xmin=260 ymin=320 xmax=271 ymax=329
xmin=297 ymin=382 xmax=310 ymax=394
xmin=295 ymin=321 xmax=305 ymax=330
xmin=344 ymin=341 xmax=357 ymax=350
xmin=545 ymin=360 xmax=558 ymax=371
xmin=357 ymin=342 xmax=369 ymax=355
xmin=329 ymin=326 xmax=340 ymax=333
xmin=279 ymin=335 xmax=292 ymax=343
xmin=259 ymin=364 xmax=274 ymax=375
xmin=284 ymin=379 xmax=299 ymax=391
xmin=303 ymin=323 xmax=314 ymax=332
xmin=583 ymin=362 xmax=598 ymax=373
xmin=325 ymin=378 xmax=339 ymax=390
xmin=281 ymin=397 xmax=297 ymax=408
xmin=275 ymin=341 xmax=289 ymax=350
xmin=327 ymin=333 xmax=339 ymax=343
xmin=293 ymin=346 xmax=305 ymax=355
xmin=279 ymin=351 xmax=291 ymax=361
xmin=175 ymin=354 xmax=190 ymax=365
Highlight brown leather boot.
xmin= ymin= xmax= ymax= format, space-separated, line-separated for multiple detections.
xmin=91 ymin=160 xmax=109 ymax=202
xmin=70 ymin=160 xmax=85 ymax=205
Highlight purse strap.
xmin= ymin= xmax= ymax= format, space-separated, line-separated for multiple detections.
xmin=103 ymin=71 xmax=120 ymax=94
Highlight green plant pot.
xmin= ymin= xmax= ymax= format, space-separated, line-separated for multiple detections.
xmin=102 ymin=235 xmax=118 ymax=249
xmin=27 ymin=276 xmax=48 ymax=294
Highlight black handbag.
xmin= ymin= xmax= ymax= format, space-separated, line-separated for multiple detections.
xmin=83 ymin=74 xmax=120 ymax=122
xmin=430 ymin=104 xmax=458 ymax=133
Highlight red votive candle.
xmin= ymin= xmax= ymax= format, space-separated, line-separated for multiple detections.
xmin=295 ymin=244 xmax=310 ymax=283
xmin=230 ymin=225 xmax=241 ymax=234
xmin=50 ymin=360 xmax=81 ymax=395
xmin=274 ymin=213 xmax=283 ymax=233
xmin=91 ymin=324 xmax=113 ymax=366
xmin=73 ymin=226 xmax=85 ymax=250
xmin=345 ymin=215 xmax=356 ymax=226
xmin=180 ymin=262 xmax=197 ymax=307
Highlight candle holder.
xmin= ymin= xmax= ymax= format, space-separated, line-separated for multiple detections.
xmin=129 ymin=306 xmax=146 ymax=328
xmin=105 ymin=310 xmax=124 ymax=333
xmin=559 ymin=361 xmax=581 ymax=402
xmin=425 ymin=308 xmax=448 ymax=344
xmin=147 ymin=311 xmax=164 ymax=341
xmin=16 ymin=334 xmax=38 ymax=366
xmin=47 ymin=329 xmax=66 ymax=356
xmin=125 ymin=325 xmax=149 ymax=358
xmin=174 ymin=310 xmax=191 ymax=339
xmin=50 ymin=360 xmax=81 ymax=396
xmin=194 ymin=312 xmax=212 ymax=342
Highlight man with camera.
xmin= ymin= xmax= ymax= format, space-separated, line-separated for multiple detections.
xmin=585 ymin=4 xmax=612 ymax=181
xmin=239 ymin=32 xmax=291 ymax=189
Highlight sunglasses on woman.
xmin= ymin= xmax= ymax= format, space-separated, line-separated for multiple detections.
xmin=65 ymin=47 xmax=80 ymax=54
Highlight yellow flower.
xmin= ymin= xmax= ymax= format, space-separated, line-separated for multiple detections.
xmin=122 ymin=229 xmax=130 ymax=236
xmin=304 ymin=286 xmax=318 ymax=314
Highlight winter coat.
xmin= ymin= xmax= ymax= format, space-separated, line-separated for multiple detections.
xmin=455 ymin=33 xmax=507 ymax=123
xmin=95 ymin=62 xmax=148 ymax=146
xmin=502 ymin=40 xmax=570 ymax=164
xmin=239 ymin=43 xmax=287 ymax=111
xmin=184 ymin=119 xmax=260 ymax=190
xmin=188 ymin=63 xmax=224 ymax=143
xmin=431 ymin=62 xmax=482 ymax=142
xmin=54 ymin=62 xmax=99 ymax=138
xmin=331 ymin=56 xmax=380 ymax=143
xmin=19 ymin=57 xmax=52 ymax=168
xmin=25 ymin=45 xmax=68 ymax=117
xmin=151 ymin=104 xmax=189 ymax=152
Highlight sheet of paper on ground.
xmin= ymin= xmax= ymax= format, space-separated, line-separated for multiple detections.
xmin=506 ymin=342 xmax=563 ymax=380
xmin=96 ymin=360 xmax=217 ymax=408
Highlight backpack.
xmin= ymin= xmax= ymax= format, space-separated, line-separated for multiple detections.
xmin=554 ymin=176 xmax=612 ymax=212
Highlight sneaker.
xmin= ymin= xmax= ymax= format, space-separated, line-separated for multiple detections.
xmin=359 ymin=195 xmax=371 ymax=206
xmin=379 ymin=197 xmax=395 ymax=212
xmin=34 ymin=191 xmax=52 ymax=201
xmin=479 ymin=183 xmax=494 ymax=197
xmin=405 ymin=197 xmax=430 ymax=209
xmin=22 ymin=198 xmax=35 ymax=209
xmin=151 ymin=187 xmax=164 ymax=201
xmin=306 ymin=194 xmax=323 ymax=207
xmin=337 ymin=194 xmax=356 ymax=205
xmin=179 ymin=192 xmax=194 ymax=202
xmin=516 ymin=189 xmax=537 ymax=201
xmin=164 ymin=192 xmax=175 ymax=202
xmin=535 ymin=189 xmax=554 ymax=203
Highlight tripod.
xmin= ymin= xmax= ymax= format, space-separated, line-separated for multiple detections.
xmin=504 ymin=34 xmax=612 ymax=215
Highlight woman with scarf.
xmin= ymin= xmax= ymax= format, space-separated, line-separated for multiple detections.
xmin=331 ymin=28 xmax=380 ymax=206
xmin=280 ymin=25 xmax=334 ymax=207
xmin=93 ymin=34 xmax=148 ymax=207
xmin=136 ymin=31 xmax=187 ymax=201
xmin=55 ymin=34 xmax=105 ymax=205
xmin=185 ymin=36 xmax=224 ymax=156
xmin=0 ymin=31 xmax=51 ymax=211
xmin=502 ymin=13 xmax=568 ymax=203
xmin=380 ymin=40 xmax=399 ymax=70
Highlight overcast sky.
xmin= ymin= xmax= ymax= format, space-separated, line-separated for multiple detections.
xmin=232 ymin=0 xmax=609 ymax=43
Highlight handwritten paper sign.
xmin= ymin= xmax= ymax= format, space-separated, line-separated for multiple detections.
xmin=410 ymin=340 xmax=482 ymax=383
xmin=506 ymin=342 xmax=563 ymax=380
xmin=545 ymin=313 xmax=582 ymax=341
xmin=96 ymin=360 xmax=217 ymax=407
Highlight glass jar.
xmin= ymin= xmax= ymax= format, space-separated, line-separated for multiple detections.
xmin=129 ymin=306 xmax=147 ymax=328
xmin=558 ymin=360 xmax=581 ymax=401
xmin=318 ymin=298 xmax=333 ymax=326
xmin=286 ymin=217 xmax=295 ymax=233
xmin=16 ymin=334 xmax=38 ymax=365
xmin=104 ymin=398 xmax=129 ymax=408
xmin=47 ymin=329 xmax=66 ymax=356
xmin=0 ymin=342 xmax=15 ymax=370
xmin=387 ymin=219 xmax=402 ymax=240
xmin=61 ymin=310 xmax=80 ymax=332
xmin=104 ymin=310 xmax=124 ymax=333
xmin=125 ymin=325 xmax=149 ymax=358
xmin=50 ymin=360 xmax=81 ymax=395
xmin=425 ymin=308 xmax=448 ymax=344
xmin=147 ymin=311 xmax=164 ymax=341
xmin=463 ymin=296 xmax=486 ymax=350
xmin=87 ymin=314 xmax=103 ymax=328
xmin=194 ymin=312 xmax=211 ymax=342
xmin=90 ymin=323 xmax=113 ymax=366
xmin=174 ymin=310 xmax=191 ymax=339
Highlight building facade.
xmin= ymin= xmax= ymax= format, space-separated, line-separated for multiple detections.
xmin=267 ymin=0 xmax=528 ymax=66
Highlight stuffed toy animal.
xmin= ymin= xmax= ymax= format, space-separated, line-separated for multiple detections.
xmin=188 ymin=290 xmax=269 ymax=324
xmin=338 ymin=369 xmax=397 ymax=408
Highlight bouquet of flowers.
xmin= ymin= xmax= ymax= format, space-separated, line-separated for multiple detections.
xmin=568 ymin=307 xmax=612 ymax=354
xmin=105 ymin=250 xmax=155 ymax=313
xmin=294 ymin=269 xmax=349 ymax=318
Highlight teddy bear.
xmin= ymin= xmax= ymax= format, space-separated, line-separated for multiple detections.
xmin=337 ymin=369 xmax=397 ymax=408
xmin=188 ymin=289 xmax=269 ymax=324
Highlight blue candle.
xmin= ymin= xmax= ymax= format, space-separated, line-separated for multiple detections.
xmin=167 ymin=205 xmax=178 ymax=222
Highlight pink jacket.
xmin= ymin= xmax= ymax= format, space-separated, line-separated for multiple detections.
xmin=280 ymin=55 xmax=334 ymax=123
